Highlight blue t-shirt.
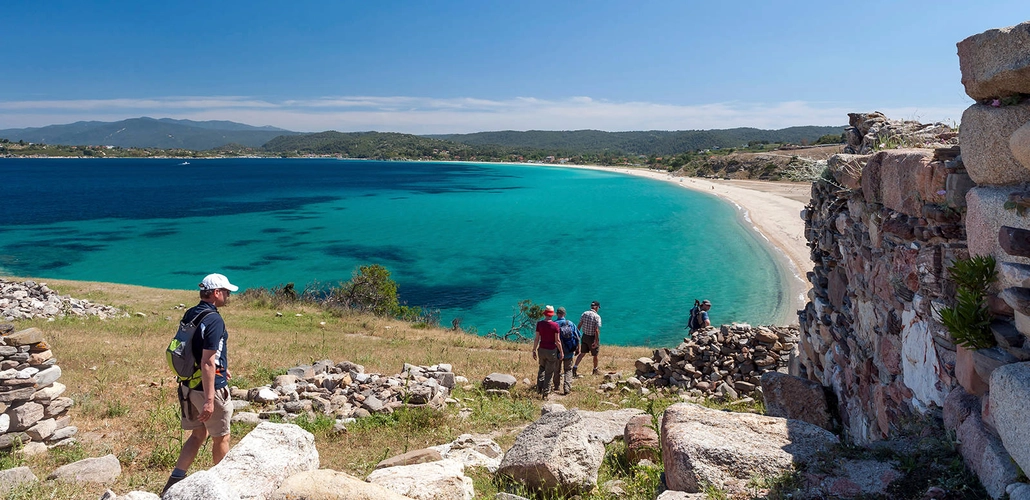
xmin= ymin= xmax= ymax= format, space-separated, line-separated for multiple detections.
xmin=185 ymin=301 xmax=229 ymax=390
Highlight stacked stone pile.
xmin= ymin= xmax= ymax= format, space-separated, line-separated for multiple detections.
xmin=631 ymin=324 xmax=798 ymax=399
xmin=0 ymin=327 xmax=75 ymax=450
xmin=1 ymin=279 xmax=123 ymax=321
xmin=842 ymin=111 xmax=958 ymax=155
xmin=233 ymin=360 xmax=465 ymax=423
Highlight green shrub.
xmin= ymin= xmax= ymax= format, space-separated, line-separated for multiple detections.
xmin=938 ymin=255 xmax=997 ymax=349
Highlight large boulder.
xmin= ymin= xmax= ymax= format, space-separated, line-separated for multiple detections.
xmin=661 ymin=403 xmax=839 ymax=495
xmin=989 ymin=362 xmax=1030 ymax=474
xmin=164 ymin=470 xmax=240 ymax=500
xmin=760 ymin=372 xmax=834 ymax=431
xmin=956 ymin=412 xmax=1021 ymax=499
xmin=47 ymin=454 xmax=121 ymax=484
xmin=496 ymin=410 xmax=606 ymax=494
xmin=166 ymin=422 xmax=318 ymax=499
xmin=959 ymin=102 xmax=1030 ymax=186
xmin=366 ymin=459 xmax=473 ymax=500
xmin=957 ymin=21 xmax=1030 ymax=100
xmin=269 ymin=469 xmax=413 ymax=500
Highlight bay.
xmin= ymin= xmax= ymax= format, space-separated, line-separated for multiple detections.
xmin=0 ymin=157 xmax=788 ymax=347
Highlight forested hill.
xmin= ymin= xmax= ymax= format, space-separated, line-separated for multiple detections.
xmin=428 ymin=126 xmax=843 ymax=155
xmin=262 ymin=131 xmax=476 ymax=158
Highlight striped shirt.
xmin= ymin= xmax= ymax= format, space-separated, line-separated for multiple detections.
xmin=579 ymin=310 xmax=601 ymax=336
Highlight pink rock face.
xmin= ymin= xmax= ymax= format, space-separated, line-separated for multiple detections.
xmin=862 ymin=150 xmax=945 ymax=218
xmin=956 ymin=345 xmax=989 ymax=397
xmin=879 ymin=336 xmax=902 ymax=376
xmin=624 ymin=414 xmax=660 ymax=464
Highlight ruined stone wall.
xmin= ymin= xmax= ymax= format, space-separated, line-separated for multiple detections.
xmin=799 ymin=143 xmax=969 ymax=444
xmin=800 ymin=20 xmax=1030 ymax=499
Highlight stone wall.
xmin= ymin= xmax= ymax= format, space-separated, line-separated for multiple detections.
xmin=0 ymin=326 xmax=76 ymax=451
xmin=799 ymin=20 xmax=1030 ymax=499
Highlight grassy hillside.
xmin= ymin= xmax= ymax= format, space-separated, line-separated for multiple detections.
xmin=0 ymin=278 xmax=654 ymax=498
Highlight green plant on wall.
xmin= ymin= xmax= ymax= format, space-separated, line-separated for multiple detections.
xmin=937 ymin=255 xmax=998 ymax=349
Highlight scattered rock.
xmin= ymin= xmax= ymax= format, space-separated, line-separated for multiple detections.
xmin=366 ymin=458 xmax=474 ymax=500
xmin=496 ymin=410 xmax=606 ymax=494
xmin=430 ymin=434 xmax=504 ymax=473
xmin=0 ymin=466 xmax=37 ymax=495
xmin=47 ymin=453 xmax=121 ymax=484
xmin=661 ymin=403 xmax=839 ymax=495
xmin=482 ymin=373 xmax=517 ymax=390
xmin=376 ymin=448 xmax=444 ymax=469
xmin=270 ymin=469 xmax=413 ymax=500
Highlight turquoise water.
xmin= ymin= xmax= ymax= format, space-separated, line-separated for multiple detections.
xmin=0 ymin=158 xmax=787 ymax=346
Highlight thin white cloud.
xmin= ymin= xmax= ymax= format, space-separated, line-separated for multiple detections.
xmin=0 ymin=95 xmax=969 ymax=133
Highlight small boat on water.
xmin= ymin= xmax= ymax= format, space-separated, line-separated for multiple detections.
xmin=178 ymin=161 xmax=190 ymax=165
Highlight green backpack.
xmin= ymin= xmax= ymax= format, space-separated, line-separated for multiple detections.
xmin=166 ymin=309 xmax=215 ymax=388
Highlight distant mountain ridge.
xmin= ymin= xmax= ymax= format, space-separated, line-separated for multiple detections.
xmin=429 ymin=126 xmax=844 ymax=155
xmin=0 ymin=117 xmax=299 ymax=150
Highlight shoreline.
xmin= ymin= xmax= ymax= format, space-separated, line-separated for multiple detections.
xmin=554 ymin=164 xmax=812 ymax=325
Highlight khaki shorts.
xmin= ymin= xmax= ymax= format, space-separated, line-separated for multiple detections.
xmin=180 ymin=385 xmax=232 ymax=437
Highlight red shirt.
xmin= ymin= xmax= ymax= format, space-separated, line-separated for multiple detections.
xmin=536 ymin=320 xmax=560 ymax=350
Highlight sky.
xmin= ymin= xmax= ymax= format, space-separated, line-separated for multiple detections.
xmin=1 ymin=1 xmax=1028 ymax=134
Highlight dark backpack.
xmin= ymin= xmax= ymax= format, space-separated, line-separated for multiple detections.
xmin=558 ymin=318 xmax=579 ymax=354
xmin=687 ymin=300 xmax=704 ymax=331
xmin=166 ymin=309 xmax=215 ymax=388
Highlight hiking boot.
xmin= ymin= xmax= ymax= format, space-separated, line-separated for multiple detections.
xmin=592 ymin=368 xmax=600 ymax=375
xmin=162 ymin=475 xmax=185 ymax=495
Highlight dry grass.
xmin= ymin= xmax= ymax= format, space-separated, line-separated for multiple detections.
xmin=1 ymin=278 xmax=653 ymax=499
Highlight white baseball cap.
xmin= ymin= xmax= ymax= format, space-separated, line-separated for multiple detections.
xmin=199 ymin=273 xmax=239 ymax=292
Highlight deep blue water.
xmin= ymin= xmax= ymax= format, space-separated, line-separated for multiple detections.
xmin=0 ymin=158 xmax=788 ymax=346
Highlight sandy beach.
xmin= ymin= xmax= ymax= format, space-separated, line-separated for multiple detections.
xmin=568 ymin=165 xmax=813 ymax=324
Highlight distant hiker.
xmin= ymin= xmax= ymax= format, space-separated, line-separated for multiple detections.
xmin=555 ymin=306 xmax=580 ymax=394
xmin=574 ymin=301 xmax=602 ymax=376
xmin=687 ymin=299 xmax=712 ymax=333
xmin=163 ymin=273 xmax=238 ymax=494
xmin=532 ymin=305 xmax=563 ymax=398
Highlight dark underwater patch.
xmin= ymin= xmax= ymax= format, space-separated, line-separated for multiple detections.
xmin=396 ymin=281 xmax=497 ymax=310
xmin=230 ymin=239 xmax=262 ymax=247
xmin=261 ymin=254 xmax=297 ymax=262
xmin=323 ymin=243 xmax=414 ymax=264
xmin=141 ymin=228 xmax=179 ymax=238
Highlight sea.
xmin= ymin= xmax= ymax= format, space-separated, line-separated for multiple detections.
xmin=0 ymin=157 xmax=790 ymax=347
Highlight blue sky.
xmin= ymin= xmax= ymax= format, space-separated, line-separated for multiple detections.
xmin=1 ymin=1 xmax=1027 ymax=133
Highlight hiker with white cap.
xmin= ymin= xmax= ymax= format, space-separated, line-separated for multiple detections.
xmin=531 ymin=305 xmax=563 ymax=399
xmin=163 ymin=273 xmax=239 ymax=494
